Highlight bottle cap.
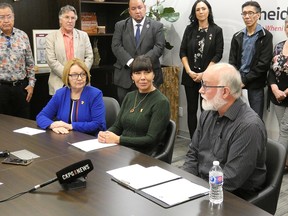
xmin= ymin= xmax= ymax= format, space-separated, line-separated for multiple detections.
xmin=213 ymin=161 xmax=219 ymax=166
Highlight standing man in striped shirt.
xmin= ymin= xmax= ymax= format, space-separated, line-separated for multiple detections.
xmin=0 ymin=3 xmax=36 ymax=119
xmin=182 ymin=63 xmax=267 ymax=200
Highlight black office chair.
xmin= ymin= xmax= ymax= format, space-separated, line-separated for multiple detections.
xmin=103 ymin=96 xmax=120 ymax=129
xmin=247 ymin=138 xmax=286 ymax=215
xmin=153 ymin=119 xmax=177 ymax=164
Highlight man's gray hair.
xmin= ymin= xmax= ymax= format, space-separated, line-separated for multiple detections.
xmin=218 ymin=63 xmax=242 ymax=99
xmin=58 ymin=5 xmax=77 ymax=20
xmin=0 ymin=3 xmax=14 ymax=13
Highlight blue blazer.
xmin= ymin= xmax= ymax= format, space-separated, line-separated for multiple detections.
xmin=36 ymin=86 xmax=106 ymax=136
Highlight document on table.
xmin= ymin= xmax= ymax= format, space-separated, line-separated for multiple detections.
xmin=13 ymin=127 xmax=46 ymax=135
xmin=107 ymin=164 xmax=181 ymax=190
xmin=140 ymin=178 xmax=209 ymax=206
xmin=70 ymin=139 xmax=117 ymax=152
xmin=107 ymin=164 xmax=209 ymax=208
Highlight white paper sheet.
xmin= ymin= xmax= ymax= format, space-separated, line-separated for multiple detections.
xmin=13 ymin=127 xmax=46 ymax=136
xmin=71 ymin=139 xmax=117 ymax=152
xmin=141 ymin=178 xmax=209 ymax=206
xmin=107 ymin=164 xmax=180 ymax=190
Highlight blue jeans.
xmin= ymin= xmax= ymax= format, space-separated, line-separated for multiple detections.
xmin=247 ymin=88 xmax=264 ymax=119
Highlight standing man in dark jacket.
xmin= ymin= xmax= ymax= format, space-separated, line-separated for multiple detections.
xmin=229 ymin=1 xmax=273 ymax=119
xmin=111 ymin=0 xmax=165 ymax=104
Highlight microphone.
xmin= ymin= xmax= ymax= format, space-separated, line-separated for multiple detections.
xmin=29 ymin=159 xmax=94 ymax=192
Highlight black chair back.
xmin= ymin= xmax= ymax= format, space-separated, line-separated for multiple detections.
xmin=248 ymin=138 xmax=286 ymax=215
xmin=154 ymin=119 xmax=177 ymax=164
xmin=103 ymin=96 xmax=120 ymax=129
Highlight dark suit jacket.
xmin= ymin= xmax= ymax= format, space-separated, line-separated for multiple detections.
xmin=180 ymin=23 xmax=224 ymax=87
xmin=111 ymin=17 xmax=165 ymax=89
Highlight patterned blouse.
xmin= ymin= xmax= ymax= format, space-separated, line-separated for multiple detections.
xmin=268 ymin=40 xmax=288 ymax=106
xmin=0 ymin=27 xmax=36 ymax=86
xmin=193 ymin=27 xmax=207 ymax=71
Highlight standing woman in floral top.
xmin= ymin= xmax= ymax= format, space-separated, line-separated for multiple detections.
xmin=180 ymin=0 xmax=223 ymax=139
xmin=268 ymin=15 xmax=288 ymax=169
xmin=0 ymin=3 xmax=36 ymax=119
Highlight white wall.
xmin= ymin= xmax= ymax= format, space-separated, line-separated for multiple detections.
xmin=145 ymin=0 xmax=287 ymax=139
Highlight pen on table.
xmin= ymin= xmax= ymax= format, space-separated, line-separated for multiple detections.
xmin=113 ymin=178 xmax=132 ymax=189
xmin=119 ymin=179 xmax=130 ymax=185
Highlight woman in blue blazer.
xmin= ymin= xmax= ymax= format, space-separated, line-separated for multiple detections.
xmin=36 ymin=58 xmax=106 ymax=136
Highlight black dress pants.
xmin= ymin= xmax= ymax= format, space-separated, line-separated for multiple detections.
xmin=0 ymin=81 xmax=30 ymax=119
xmin=184 ymin=84 xmax=202 ymax=139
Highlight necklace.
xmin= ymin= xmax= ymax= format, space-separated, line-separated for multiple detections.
xmin=130 ymin=92 xmax=150 ymax=113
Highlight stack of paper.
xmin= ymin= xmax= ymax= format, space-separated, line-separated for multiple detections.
xmin=107 ymin=164 xmax=209 ymax=207
xmin=107 ymin=164 xmax=180 ymax=190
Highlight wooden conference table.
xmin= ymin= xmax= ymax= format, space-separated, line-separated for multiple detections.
xmin=0 ymin=114 xmax=272 ymax=216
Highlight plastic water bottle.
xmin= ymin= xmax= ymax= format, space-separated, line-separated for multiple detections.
xmin=209 ymin=161 xmax=223 ymax=204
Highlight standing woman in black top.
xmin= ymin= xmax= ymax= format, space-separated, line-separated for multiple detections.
xmin=180 ymin=0 xmax=223 ymax=139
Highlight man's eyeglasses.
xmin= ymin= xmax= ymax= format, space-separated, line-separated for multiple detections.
xmin=0 ymin=14 xmax=14 ymax=21
xmin=6 ymin=36 xmax=11 ymax=49
xmin=201 ymin=80 xmax=225 ymax=92
xmin=68 ymin=72 xmax=87 ymax=80
xmin=241 ymin=11 xmax=258 ymax=17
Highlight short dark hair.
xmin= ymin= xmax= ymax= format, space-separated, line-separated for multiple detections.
xmin=242 ymin=1 xmax=261 ymax=13
xmin=0 ymin=3 xmax=14 ymax=13
xmin=128 ymin=0 xmax=145 ymax=5
xmin=189 ymin=0 xmax=214 ymax=26
xmin=130 ymin=55 xmax=154 ymax=75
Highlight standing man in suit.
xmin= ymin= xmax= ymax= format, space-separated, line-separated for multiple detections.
xmin=46 ymin=5 xmax=93 ymax=96
xmin=111 ymin=0 xmax=165 ymax=104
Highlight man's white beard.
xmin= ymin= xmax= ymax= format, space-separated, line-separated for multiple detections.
xmin=202 ymin=90 xmax=227 ymax=111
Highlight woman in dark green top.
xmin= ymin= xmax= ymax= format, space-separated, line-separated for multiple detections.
xmin=98 ymin=55 xmax=170 ymax=155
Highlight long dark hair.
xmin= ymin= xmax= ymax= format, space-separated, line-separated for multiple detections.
xmin=189 ymin=0 xmax=214 ymax=27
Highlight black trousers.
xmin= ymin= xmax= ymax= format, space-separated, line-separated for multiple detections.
xmin=184 ymin=84 xmax=202 ymax=139
xmin=0 ymin=81 xmax=30 ymax=119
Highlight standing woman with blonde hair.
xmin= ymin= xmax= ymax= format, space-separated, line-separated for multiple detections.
xmin=268 ymin=15 xmax=288 ymax=169
xmin=180 ymin=0 xmax=223 ymax=139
